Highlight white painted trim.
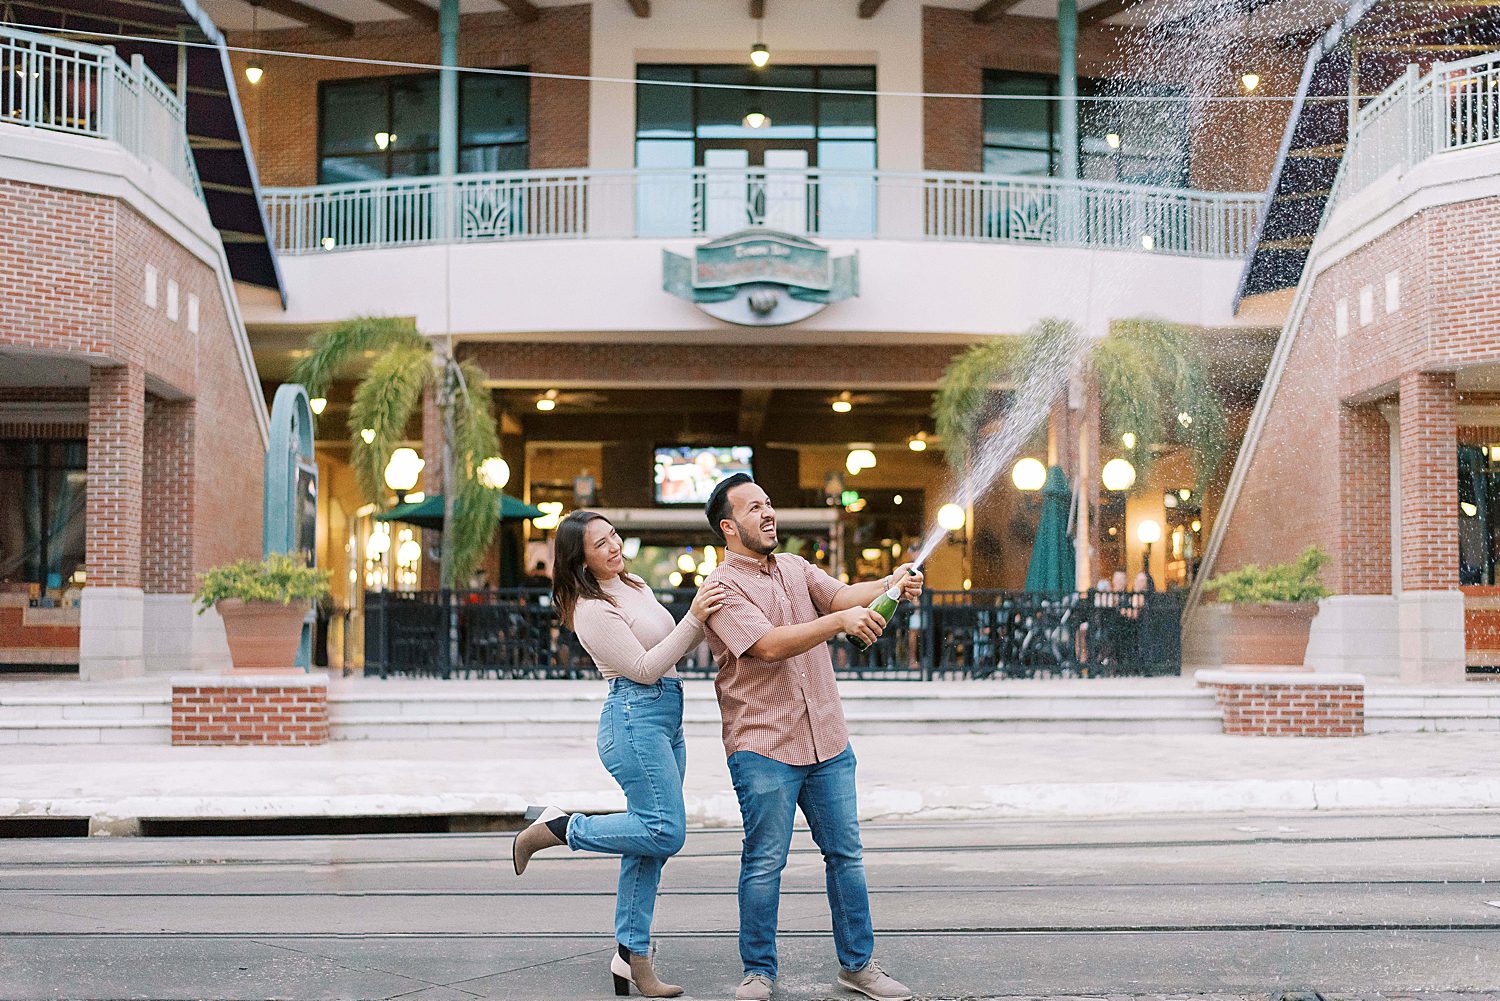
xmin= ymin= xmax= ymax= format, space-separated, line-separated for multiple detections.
xmin=170 ymin=673 xmax=330 ymax=687
xmin=0 ymin=124 xmax=270 ymax=450
xmin=1194 ymin=669 xmax=1366 ymax=686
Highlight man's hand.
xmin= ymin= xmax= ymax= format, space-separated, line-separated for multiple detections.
xmin=836 ymin=606 xmax=887 ymax=647
xmin=891 ymin=563 xmax=925 ymax=601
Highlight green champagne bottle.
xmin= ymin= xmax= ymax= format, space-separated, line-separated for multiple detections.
xmin=847 ymin=579 xmax=903 ymax=652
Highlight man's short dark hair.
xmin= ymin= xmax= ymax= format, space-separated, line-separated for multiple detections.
xmin=706 ymin=473 xmax=755 ymax=543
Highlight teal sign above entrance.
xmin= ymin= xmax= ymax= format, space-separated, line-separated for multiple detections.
xmin=663 ymin=229 xmax=859 ymax=326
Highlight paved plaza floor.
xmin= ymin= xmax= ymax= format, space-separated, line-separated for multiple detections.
xmin=2 ymin=811 xmax=1499 ymax=1000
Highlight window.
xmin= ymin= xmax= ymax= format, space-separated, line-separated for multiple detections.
xmin=0 ymin=440 xmax=87 ymax=599
xmin=983 ymin=70 xmax=1189 ymax=187
xmin=318 ymin=71 xmax=529 ymax=183
xmin=635 ymin=65 xmax=876 ymax=168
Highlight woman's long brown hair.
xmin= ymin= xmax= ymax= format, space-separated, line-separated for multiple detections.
xmin=552 ymin=511 xmax=644 ymax=628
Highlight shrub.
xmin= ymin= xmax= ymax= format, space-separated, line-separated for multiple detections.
xmin=194 ymin=553 xmax=331 ymax=614
xmin=1204 ymin=546 xmax=1332 ymax=604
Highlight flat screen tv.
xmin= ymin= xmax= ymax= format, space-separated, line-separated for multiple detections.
xmin=654 ymin=445 xmax=754 ymax=506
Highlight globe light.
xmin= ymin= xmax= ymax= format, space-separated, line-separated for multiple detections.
xmin=1137 ymin=519 xmax=1162 ymax=545
xmin=397 ymin=538 xmax=422 ymax=566
xmin=846 ymin=448 xmax=876 ymax=473
xmin=360 ymin=428 xmax=376 ymax=444
xmin=1122 ymin=431 xmax=1136 ymax=450
xmin=937 ymin=503 xmax=967 ymax=532
xmin=383 ymin=448 xmax=424 ymax=493
xmin=309 ymin=397 xmax=327 ymax=415
xmin=908 ymin=435 xmax=927 ymax=452
xmin=677 ymin=553 xmax=697 ymax=573
xmin=1102 ymin=457 xmax=1136 ymax=492
xmin=367 ymin=529 xmax=391 ymax=557
xmin=478 ymin=456 xmax=510 ymax=490
xmin=832 ymin=400 xmax=853 ymax=413
xmin=669 ymin=571 xmax=683 ymax=587
xmin=1011 ymin=457 xmax=1046 ymax=491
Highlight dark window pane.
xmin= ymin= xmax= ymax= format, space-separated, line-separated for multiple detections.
xmin=818 ymin=91 xmax=875 ymax=139
xmin=320 ymin=155 xmax=388 ymax=184
xmin=321 ymin=80 xmax=386 ymax=155
xmin=637 ymin=66 xmax=693 ymax=138
xmin=982 ymin=73 xmax=1054 ymax=152
xmin=462 ymin=74 xmax=529 ymax=146
xmin=390 ymin=74 xmax=440 ymax=151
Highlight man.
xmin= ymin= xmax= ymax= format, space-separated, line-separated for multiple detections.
xmin=701 ymin=473 xmax=922 ymax=1001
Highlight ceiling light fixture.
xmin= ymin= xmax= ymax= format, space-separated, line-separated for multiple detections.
xmin=831 ymin=391 xmax=853 ymax=414
xmin=743 ymin=107 xmax=770 ymax=129
xmin=750 ymin=42 xmax=770 ymax=69
xmin=244 ymin=2 xmax=264 ymax=85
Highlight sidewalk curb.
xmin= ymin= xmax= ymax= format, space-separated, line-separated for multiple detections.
xmin=5 ymin=776 xmax=1498 ymax=835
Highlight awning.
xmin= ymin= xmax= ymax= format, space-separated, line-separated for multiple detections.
xmin=376 ymin=493 xmax=546 ymax=529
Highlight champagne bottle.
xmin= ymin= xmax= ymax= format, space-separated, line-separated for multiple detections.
xmin=847 ymin=577 xmax=904 ymax=653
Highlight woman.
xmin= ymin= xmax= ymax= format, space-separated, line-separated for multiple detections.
xmin=512 ymin=510 xmax=725 ymax=998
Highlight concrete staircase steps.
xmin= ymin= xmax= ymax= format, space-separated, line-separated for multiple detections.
xmin=0 ymin=695 xmax=170 ymax=744
xmin=1365 ymin=687 xmax=1500 ymax=732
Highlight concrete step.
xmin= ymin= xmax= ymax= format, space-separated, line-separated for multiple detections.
xmin=1364 ymin=688 xmax=1500 ymax=731
xmin=0 ymin=719 xmax=170 ymax=744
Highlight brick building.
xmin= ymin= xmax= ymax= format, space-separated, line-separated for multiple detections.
xmin=11 ymin=0 xmax=1486 ymax=678
xmin=1 ymin=21 xmax=272 ymax=677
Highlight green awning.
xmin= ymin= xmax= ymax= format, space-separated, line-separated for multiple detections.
xmin=1024 ymin=465 xmax=1077 ymax=594
xmin=375 ymin=493 xmax=546 ymax=529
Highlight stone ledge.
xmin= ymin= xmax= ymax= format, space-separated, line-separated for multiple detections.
xmin=170 ymin=673 xmax=329 ymax=688
xmin=1195 ymin=669 xmax=1366 ymax=687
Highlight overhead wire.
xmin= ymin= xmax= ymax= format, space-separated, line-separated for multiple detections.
xmin=2 ymin=17 xmax=1400 ymax=104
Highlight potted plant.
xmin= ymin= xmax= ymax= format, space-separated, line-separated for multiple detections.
xmin=1203 ymin=546 xmax=1332 ymax=667
xmin=195 ymin=554 xmax=331 ymax=672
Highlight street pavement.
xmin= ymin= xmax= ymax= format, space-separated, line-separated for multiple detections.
xmin=3 ymin=811 xmax=1500 ymax=1000
xmin=6 ymin=728 xmax=1500 ymax=833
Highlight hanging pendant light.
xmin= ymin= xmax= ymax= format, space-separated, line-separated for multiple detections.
xmin=244 ymin=2 xmax=264 ymax=85
xmin=749 ymin=12 xmax=769 ymax=69
xmin=743 ymin=107 xmax=770 ymax=129
xmin=1238 ymin=2 xmax=1259 ymax=94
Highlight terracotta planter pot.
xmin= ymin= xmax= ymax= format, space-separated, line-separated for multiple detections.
xmin=1218 ymin=601 xmax=1319 ymax=667
xmin=216 ymin=599 xmax=310 ymax=672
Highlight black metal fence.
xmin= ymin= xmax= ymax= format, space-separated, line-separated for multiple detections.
xmin=363 ymin=587 xmax=1183 ymax=680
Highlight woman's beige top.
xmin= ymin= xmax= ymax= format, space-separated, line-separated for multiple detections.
xmin=573 ymin=574 xmax=704 ymax=684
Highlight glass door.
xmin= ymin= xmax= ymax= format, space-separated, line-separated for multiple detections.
xmin=699 ymin=141 xmax=814 ymax=235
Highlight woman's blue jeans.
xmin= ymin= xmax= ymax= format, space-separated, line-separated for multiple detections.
xmin=565 ymin=677 xmax=687 ymax=955
xmin=727 ymin=743 xmax=874 ymax=980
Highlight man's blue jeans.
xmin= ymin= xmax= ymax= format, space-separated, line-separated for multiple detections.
xmin=727 ymin=744 xmax=873 ymax=980
xmin=566 ymin=677 xmax=687 ymax=955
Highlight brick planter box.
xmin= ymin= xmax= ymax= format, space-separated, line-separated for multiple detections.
xmin=1194 ymin=670 xmax=1365 ymax=737
xmin=171 ymin=674 xmax=329 ymax=746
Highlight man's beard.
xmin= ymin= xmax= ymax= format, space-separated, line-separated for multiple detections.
xmin=736 ymin=516 xmax=777 ymax=556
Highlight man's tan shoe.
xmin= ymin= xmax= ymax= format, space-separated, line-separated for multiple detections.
xmin=837 ymin=959 xmax=912 ymax=1001
xmin=511 ymin=805 xmax=567 ymax=875
xmin=735 ymin=973 xmax=774 ymax=1000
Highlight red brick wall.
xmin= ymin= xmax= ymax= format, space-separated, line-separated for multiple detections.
xmin=1399 ymin=370 xmax=1457 ymax=591
xmin=919 ymin=6 xmax=1297 ymax=191
xmin=172 ymin=680 xmax=330 ymax=745
xmin=461 ymin=340 xmax=967 ymax=388
xmin=1337 ymin=403 xmax=1392 ymax=596
xmin=87 ymin=364 xmax=145 ymax=589
xmin=229 ymin=4 xmax=591 ymax=188
xmin=1199 ymin=677 xmax=1364 ymax=736
xmin=0 ymin=179 xmax=113 ymax=359
xmin=142 ymin=400 xmax=196 ymax=594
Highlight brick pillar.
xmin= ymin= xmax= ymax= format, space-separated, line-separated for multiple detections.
xmin=1396 ymin=371 xmax=1464 ymax=682
xmin=1305 ymin=402 xmax=1399 ymax=676
xmin=81 ymin=364 xmax=146 ymax=679
xmin=1338 ymin=402 xmax=1392 ymax=595
xmin=142 ymin=399 xmax=197 ymax=674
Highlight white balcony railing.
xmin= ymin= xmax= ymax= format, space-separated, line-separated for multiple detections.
xmin=0 ymin=25 xmax=201 ymax=198
xmin=1334 ymin=49 xmax=1500 ymax=208
xmin=260 ymin=167 xmax=1262 ymax=260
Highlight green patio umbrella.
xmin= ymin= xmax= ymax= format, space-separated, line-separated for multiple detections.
xmin=1024 ymin=465 xmax=1077 ymax=593
xmin=375 ymin=492 xmax=545 ymax=530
